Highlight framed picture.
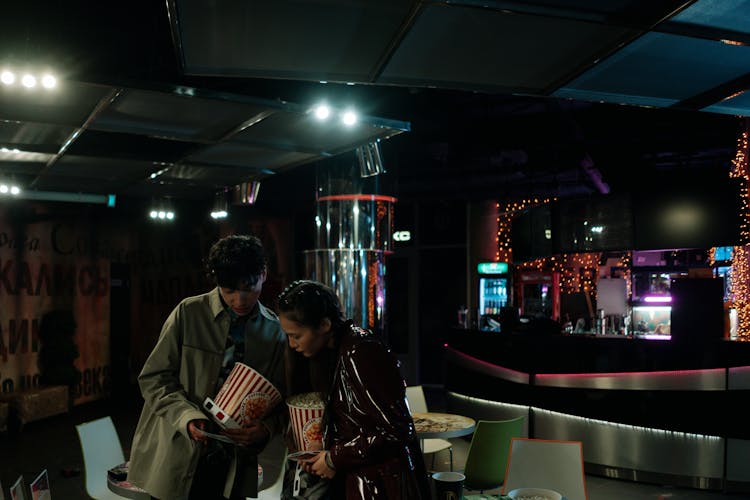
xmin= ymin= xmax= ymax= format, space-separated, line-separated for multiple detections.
xmin=29 ymin=470 xmax=50 ymax=500
xmin=9 ymin=476 xmax=27 ymax=500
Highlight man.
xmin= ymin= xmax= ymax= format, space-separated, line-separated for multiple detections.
xmin=128 ymin=234 xmax=286 ymax=499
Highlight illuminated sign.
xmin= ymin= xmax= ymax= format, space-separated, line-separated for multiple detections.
xmin=477 ymin=262 xmax=508 ymax=274
xmin=393 ymin=230 xmax=411 ymax=242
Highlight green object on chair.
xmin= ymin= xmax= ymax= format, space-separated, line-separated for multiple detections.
xmin=463 ymin=416 xmax=525 ymax=494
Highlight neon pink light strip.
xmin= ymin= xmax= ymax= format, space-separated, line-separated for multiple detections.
xmin=317 ymin=194 xmax=398 ymax=203
xmin=643 ymin=295 xmax=672 ymax=303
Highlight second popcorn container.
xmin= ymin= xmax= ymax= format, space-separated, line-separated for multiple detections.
xmin=287 ymin=392 xmax=325 ymax=450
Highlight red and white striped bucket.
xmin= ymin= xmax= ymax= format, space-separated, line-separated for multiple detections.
xmin=287 ymin=392 xmax=325 ymax=451
xmin=203 ymin=362 xmax=281 ymax=429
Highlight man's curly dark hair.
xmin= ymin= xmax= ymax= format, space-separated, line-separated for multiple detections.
xmin=205 ymin=234 xmax=266 ymax=288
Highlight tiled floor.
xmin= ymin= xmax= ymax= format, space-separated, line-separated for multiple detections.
xmin=1 ymin=386 xmax=749 ymax=499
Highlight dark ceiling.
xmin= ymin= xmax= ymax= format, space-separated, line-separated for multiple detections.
xmin=1 ymin=0 xmax=748 ymax=207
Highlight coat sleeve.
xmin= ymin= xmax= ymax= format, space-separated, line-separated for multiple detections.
xmin=138 ymin=303 xmax=206 ymax=440
xmin=328 ymin=340 xmax=416 ymax=470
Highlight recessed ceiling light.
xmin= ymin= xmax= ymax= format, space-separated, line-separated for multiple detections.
xmin=314 ymin=104 xmax=331 ymax=120
xmin=341 ymin=110 xmax=357 ymax=126
xmin=0 ymin=71 xmax=15 ymax=85
xmin=21 ymin=74 xmax=36 ymax=88
xmin=41 ymin=74 xmax=56 ymax=88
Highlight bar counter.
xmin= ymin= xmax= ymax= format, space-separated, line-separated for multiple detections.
xmin=442 ymin=328 xmax=750 ymax=493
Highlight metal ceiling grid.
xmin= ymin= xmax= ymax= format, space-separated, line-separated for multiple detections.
xmin=171 ymin=0 xmax=750 ymax=116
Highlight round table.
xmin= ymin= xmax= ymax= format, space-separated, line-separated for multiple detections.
xmin=412 ymin=411 xmax=476 ymax=439
xmin=107 ymin=471 xmax=150 ymax=500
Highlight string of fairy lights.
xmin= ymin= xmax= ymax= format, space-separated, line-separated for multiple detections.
xmin=497 ymin=197 xmax=631 ymax=301
xmin=729 ymin=125 xmax=750 ymax=340
xmin=495 ymin=198 xmax=553 ymax=262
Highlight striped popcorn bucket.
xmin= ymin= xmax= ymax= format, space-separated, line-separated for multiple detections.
xmin=203 ymin=362 xmax=281 ymax=429
xmin=287 ymin=392 xmax=325 ymax=451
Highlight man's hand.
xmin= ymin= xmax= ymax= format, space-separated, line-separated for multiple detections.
xmin=222 ymin=420 xmax=269 ymax=446
xmin=188 ymin=419 xmax=210 ymax=442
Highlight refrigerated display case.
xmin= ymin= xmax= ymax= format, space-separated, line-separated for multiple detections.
xmin=477 ymin=261 xmax=510 ymax=331
xmin=631 ymin=303 xmax=671 ymax=339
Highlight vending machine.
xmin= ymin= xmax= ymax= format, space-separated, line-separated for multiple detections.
xmin=477 ymin=261 xmax=510 ymax=331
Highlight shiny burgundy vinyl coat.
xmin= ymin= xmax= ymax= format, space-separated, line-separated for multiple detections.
xmin=324 ymin=324 xmax=431 ymax=499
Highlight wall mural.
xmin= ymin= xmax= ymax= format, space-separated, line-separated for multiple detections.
xmin=0 ymin=207 xmax=110 ymax=404
xmin=0 ymin=203 xmax=294 ymax=405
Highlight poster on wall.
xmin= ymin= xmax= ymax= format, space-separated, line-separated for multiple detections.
xmin=0 ymin=208 xmax=110 ymax=405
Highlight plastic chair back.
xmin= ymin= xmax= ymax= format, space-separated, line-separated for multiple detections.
xmin=405 ymin=385 xmax=428 ymax=413
xmin=75 ymin=416 xmax=128 ymax=500
xmin=463 ymin=416 xmax=525 ymax=492
xmin=503 ymin=437 xmax=588 ymax=500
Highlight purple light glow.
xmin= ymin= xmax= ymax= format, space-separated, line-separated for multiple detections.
xmin=644 ymin=295 xmax=672 ymax=303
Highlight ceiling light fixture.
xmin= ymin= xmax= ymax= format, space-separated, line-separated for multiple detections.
xmin=314 ymin=104 xmax=331 ymax=120
xmin=0 ymin=183 xmax=21 ymax=195
xmin=210 ymin=190 xmax=230 ymax=219
xmin=341 ymin=110 xmax=357 ymax=126
xmin=41 ymin=74 xmax=56 ymax=89
xmin=0 ymin=68 xmax=57 ymax=90
xmin=1 ymin=71 xmax=15 ymax=85
xmin=233 ymin=181 xmax=261 ymax=205
xmin=148 ymin=198 xmax=175 ymax=221
xmin=21 ymin=74 xmax=36 ymax=88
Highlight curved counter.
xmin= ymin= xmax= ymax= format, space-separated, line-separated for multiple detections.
xmin=442 ymin=329 xmax=750 ymax=493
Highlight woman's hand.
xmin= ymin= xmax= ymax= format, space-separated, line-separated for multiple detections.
xmin=222 ymin=420 xmax=269 ymax=446
xmin=187 ymin=419 xmax=209 ymax=442
xmin=305 ymin=452 xmax=336 ymax=479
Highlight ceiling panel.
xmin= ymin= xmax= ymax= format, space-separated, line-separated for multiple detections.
xmin=703 ymin=90 xmax=750 ymax=116
xmin=175 ymin=0 xmax=413 ymax=81
xmin=68 ymin=130 xmax=198 ymax=163
xmin=50 ymin=156 xmax=157 ymax=182
xmin=0 ymin=82 xmax=112 ymax=127
xmin=0 ymin=122 xmax=75 ymax=153
xmin=88 ymin=88 xmax=273 ymax=142
xmin=187 ymin=143 xmax=320 ymax=171
xmin=669 ymin=0 xmax=750 ymax=34
xmin=230 ymin=111 xmax=405 ymax=155
xmin=160 ymin=162 xmax=279 ymax=184
xmin=377 ymin=5 xmax=638 ymax=93
xmin=553 ymin=32 xmax=750 ymax=107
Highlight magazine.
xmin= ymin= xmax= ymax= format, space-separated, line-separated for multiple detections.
xmin=9 ymin=476 xmax=27 ymax=500
xmin=29 ymin=470 xmax=50 ymax=500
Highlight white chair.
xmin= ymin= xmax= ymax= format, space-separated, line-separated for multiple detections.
xmin=405 ymin=385 xmax=453 ymax=471
xmin=256 ymin=433 xmax=287 ymax=499
xmin=503 ymin=437 xmax=588 ymax=500
xmin=75 ymin=416 xmax=129 ymax=500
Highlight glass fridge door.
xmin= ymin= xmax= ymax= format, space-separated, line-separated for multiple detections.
xmin=479 ymin=277 xmax=508 ymax=316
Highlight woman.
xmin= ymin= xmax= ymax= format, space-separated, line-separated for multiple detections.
xmin=278 ymin=280 xmax=431 ymax=500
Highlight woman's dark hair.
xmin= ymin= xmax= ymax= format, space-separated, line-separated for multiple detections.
xmin=205 ymin=234 xmax=266 ymax=288
xmin=277 ymin=280 xmax=346 ymax=330
xmin=278 ymin=280 xmax=346 ymax=398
